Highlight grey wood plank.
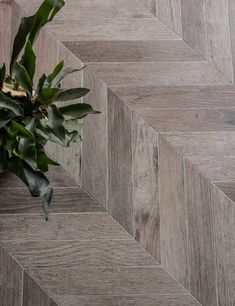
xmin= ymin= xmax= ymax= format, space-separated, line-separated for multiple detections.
xmin=0 ymin=214 xmax=131 ymax=241
xmin=156 ymin=0 xmax=182 ymax=36
xmin=2 ymin=240 xmax=159 ymax=269
xmin=0 ymin=167 xmax=78 ymax=188
xmin=0 ymin=245 xmax=23 ymax=306
xmin=63 ymin=40 xmax=202 ymax=63
xmin=228 ymin=0 xmax=235 ymax=83
xmin=53 ymin=294 xmax=201 ymax=306
xmin=0 ymin=188 xmax=104 ymax=214
xmin=0 ymin=0 xmax=11 ymax=68
xmin=159 ymin=135 xmax=189 ymax=289
xmin=81 ymin=68 xmax=108 ymax=209
xmin=137 ymin=108 xmax=235 ymax=132
xmin=48 ymin=18 xmax=179 ymax=41
xmin=138 ymin=0 xmax=156 ymax=15
xmin=181 ymin=0 xmax=207 ymax=58
xmin=163 ymin=132 xmax=235 ymax=157
xmin=132 ymin=112 xmax=160 ymax=261
xmin=27 ymin=266 xmax=187 ymax=296
xmin=61 ymin=0 xmax=153 ymax=19
xmin=108 ymin=90 xmax=133 ymax=234
xmin=23 ymin=271 xmax=51 ymax=306
xmin=204 ymin=0 xmax=233 ymax=81
xmin=87 ymin=62 xmax=229 ymax=86
xmin=111 ymin=85 xmax=235 ymax=109
xmin=215 ymin=182 xmax=235 ymax=202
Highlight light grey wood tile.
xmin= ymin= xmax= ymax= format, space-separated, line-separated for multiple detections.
xmin=204 ymin=0 xmax=233 ymax=81
xmin=27 ymin=266 xmax=187 ymax=296
xmin=181 ymin=0 xmax=207 ymax=57
xmin=111 ymin=85 xmax=235 ymax=109
xmin=156 ymin=0 xmax=182 ymax=36
xmin=61 ymin=0 xmax=153 ymax=19
xmin=215 ymin=182 xmax=235 ymax=202
xmin=82 ymin=68 xmax=108 ymax=209
xmin=87 ymin=62 xmax=229 ymax=86
xmin=48 ymin=18 xmax=179 ymax=41
xmin=2 ymin=240 xmax=158 ymax=269
xmin=53 ymin=294 xmax=201 ymax=306
xmin=0 ymin=245 xmax=23 ymax=306
xmin=0 ymin=167 xmax=78 ymax=188
xmin=0 ymin=214 xmax=131 ymax=241
xmin=0 ymin=0 xmax=12 ymax=68
xmin=0 ymin=188 xmax=104 ymax=214
xmin=138 ymin=0 xmax=156 ymax=15
xmin=108 ymin=90 xmax=133 ymax=234
xmin=137 ymin=108 xmax=235 ymax=132
xmin=159 ymin=135 xmax=189 ymax=289
xmin=63 ymin=40 xmax=202 ymax=63
xmin=23 ymin=271 xmax=51 ymax=306
xmin=132 ymin=112 xmax=160 ymax=261
xmin=163 ymin=132 xmax=235 ymax=157
xmin=228 ymin=0 xmax=235 ymax=83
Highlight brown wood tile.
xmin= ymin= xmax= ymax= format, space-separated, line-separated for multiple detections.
xmin=0 ymin=214 xmax=131 ymax=242
xmin=87 ymin=62 xmax=229 ymax=86
xmin=48 ymin=18 xmax=179 ymax=41
xmin=2 ymin=239 xmax=159 ymax=269
xmin=215 ymin=181 xmax=235 ymax=202
xmin=0 ymin=188 xmax=104 ymax=214
xmin=63 ymin=40 xmax=202 ymax=63
xmin=27 ymin=266 xmax=187 ymax=296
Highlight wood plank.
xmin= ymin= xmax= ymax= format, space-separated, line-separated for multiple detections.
xmin=138 ymin=0 xmax=156 ymax=15
xmin=27 ymin=266 xmax=187 ymax=296
xmin=87 ymin=62 xmax=229 ymax=86
xmin=132 ymin=112 xmax=160 ymax=261
xmin=111 ymin=85 xmax=235 ymax=109
xmin=0 ymin=214 xmax=131 ymax=241
xmin=0 ymin=188 xmax=104 ymax=214
xmin=53 ymin=294 xmax=201 ymax=306
xmin=156 ymin=0 xmax=182 ymax=36
xmin=159 ymin=135 xmax=189 ymax=289
xmin=228 ymin=0 xmax=235 ymax=82
xmin=0 ymin=0 xmax=12 ymax=68
xmin=0 ymin=245 xmax=23 ymax=306
xmin=181 ymin=0 xmax=207 ymax=57
xmin=137 ymin=108 xmax=235 ymax=132
xmin=82 ymin=68 xmax=108 ymax=209
xmin=48 ymin=18 xmax=179 ymax=41
xmin=23 ymin=271 xmax=51 ymax=306
xmin=215 ymin=182 xmax=235 ymax=202
xmin=108 ymin=90 xmax=133 ymax=234
xmin=2 ymin=240 xmax=159 ymax=269
xmin=63 ymin=40 xmax=202 ymax=63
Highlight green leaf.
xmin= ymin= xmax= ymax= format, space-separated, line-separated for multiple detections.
xmin=20 ymin=40 xmax=36 ymax=81
xmin=0 ymin=109 xmax=15 ymax=129
xmin=39 ymin=88 xmax=62 ymax=105
xmin=44 ymin=60 xmax=64 ymax=89
xmin=65 ymin=118 xmax=84 ymax=143
xmin=10 ymin=15 xmax=35 ymax=74
xmin=57 ymin=88 xmax=89 ymax=102
xmin=36 ymin=144 xmax=59 ymax=172
xmin=51 ymin=66 xmax=84 ymax=88
xmin=36 ymin=73 xmax=46 ymax=97
xmin=0 ymin=63 xmax=6 ymax=88
xmin=59 ymin=103 xmax=100 ymax=119
xmin=0 ymin=92 xmax=23 ymax=116
xmin=12 ymin=62 xmax=32 ymax=95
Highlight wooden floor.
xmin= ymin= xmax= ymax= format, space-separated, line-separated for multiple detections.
xmin=1 ymin=0 xmax=235 ymax=305
xmin=0 ymin=168 xmax=200 ymax=306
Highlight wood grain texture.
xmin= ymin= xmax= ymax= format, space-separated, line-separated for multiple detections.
xmin=23 ymin=271 xmax=51 ymax=306
xmin=63 ymin=40 xmax=202 ymax=63
xmin=0 ymin=245 xmax=23 ymax=306
xmin=0 ymin=0 xmax=12 ymax=68
xmin=159 ymin=135 xmax=189 ymax=289
xmin=108 ymin=90 xmax=133 ymax=234
xmin=27 ymin=266 xmax=187 ymax=296
xmin=2 ymin=239 xmax=158 ymax=269
xmin=88 ymin=62 xmax=229 ymax=86
xmin=48 ymin=18 xmax=179 ymax=41
xmin=137 ymin=108 xmax=235 ymax=132
xmin=156 ymin=0 xmax=182 ymax=36
xmin=82 ymin=68 xmax=108 ymax=209
xmin=0 ymin=188 xmax=104 ymax=214
xmin=228 ymin=0 xmax=235 ymax=82
xmin=132 ymin=112 xmax=160 ymax=260
xmin=138 ymin=0 xmax=156 ymax=15
xmin=53 ymin=295 xmax=200 ymax=306
xmin=0 ymin=214 xmax=131 ymax=241
xmin=215 ymin=181 xmax=235 ymax=202
xmin=111 ymin=85 xmax=235 ymax=109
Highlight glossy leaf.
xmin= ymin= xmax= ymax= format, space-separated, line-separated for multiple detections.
xmin=59 ymin=103 xmax=100 ymax=119
xmin=0 ymin=64 xmax=6 ymax=88
xmin=44 ymin=60 xmax=64 ymax=89
xmin=57 ymin=88 xmax=89 ymax=102
xmin=0 ymin=92 xmax=23 ymax=116
xmin=20 ymin=41 xmax=36 ymax=81
xmin=12 ymin=62 xmax=32 ymax=96
xmin=51 ymin=66 xmax=84 ymax=88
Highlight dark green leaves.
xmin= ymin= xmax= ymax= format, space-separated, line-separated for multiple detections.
xmin=0 ymin=64 xmax=6 ymax=88
xmin=0 ymin=92 xmax=23 ymax=116
xmin=59 ymin=103 xmax=100 ymax=119
xmin=12 ymin=62 xmax=33 ymax=95
xmin=20 ymin=41 xmax=36 ymax=81
xmin=57 ymin=88 xmax=89 ymax=102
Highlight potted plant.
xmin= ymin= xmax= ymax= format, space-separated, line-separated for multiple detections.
xmin=0 ymin=0 xmax=99 ymax=219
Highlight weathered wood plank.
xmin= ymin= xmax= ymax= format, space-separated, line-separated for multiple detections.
xmin=138 ymin=0 xmax=156 ymax=15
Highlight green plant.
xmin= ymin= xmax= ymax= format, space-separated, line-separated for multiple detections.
xmin=0 ymin=0 xmax=99 ymax=219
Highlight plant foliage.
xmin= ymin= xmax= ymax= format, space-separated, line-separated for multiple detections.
xmin=0 ymin=0 xmax=100 ymax=219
